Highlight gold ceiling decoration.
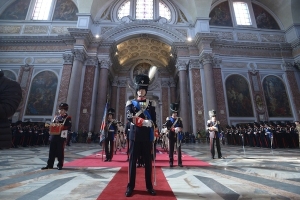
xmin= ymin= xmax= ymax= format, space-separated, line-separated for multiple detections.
xmin=116 ymin=37 xmax=171 ymax=67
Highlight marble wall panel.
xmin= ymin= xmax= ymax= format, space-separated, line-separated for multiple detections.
xmin=0 ymin=25 xmax=21 ymax=34
xmin=23 ymin=26 xmax=49 ymax=34
xmin=237 ymin=32 xmax=259 ymax=41
xmin=56 ymin=64 xmax=72 ymax=110
xmin=213 ymin=68 xmax=227 ymax=127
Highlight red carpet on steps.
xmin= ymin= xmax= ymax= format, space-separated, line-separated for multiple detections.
xmin=96 ymin=166 xmax=176 ymax=200
xmin=64 ymin=148 xmax=210 ymax=168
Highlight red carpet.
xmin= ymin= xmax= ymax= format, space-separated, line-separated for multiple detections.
xmin=64 ymin=148 xmax=210 ymax=199
xmin=96 ymin=166 xmax=176 ymax=200
xmin=64 ymin=148 xmax=210 ymax=167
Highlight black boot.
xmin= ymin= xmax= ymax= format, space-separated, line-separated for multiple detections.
xmin=125 ymin=186 xmax=133 ymax=197
xmin=169 ymin=158 xmax=173 ymax=167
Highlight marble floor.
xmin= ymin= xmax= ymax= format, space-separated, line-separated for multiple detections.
xmin=0 ymin=142 xmax=300 ymax=200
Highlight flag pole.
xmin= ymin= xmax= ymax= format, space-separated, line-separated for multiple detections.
xmin=99 ymin=95 xmax=109 ymax=161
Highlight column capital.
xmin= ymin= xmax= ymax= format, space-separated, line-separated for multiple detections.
xmin=63 ymin=53 xmax=74 ymax=64
xmin=99 ymin=58 xmax=112 ymax=69
xmin=189 ymin=59 xmax=201 ymax=69
xmin=200 ymin=53 xmax=214 ymax=65
xmin=86 ymin=56 xmax=98 ymax=66
xmin=72 ymin=49 xmax=87 ymax=62
xmin=112 ymin=76 xmax=118 ymax=86
xmin=176 ymin=60 xmax=188 ymax=71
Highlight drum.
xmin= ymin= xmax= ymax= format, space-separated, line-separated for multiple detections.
xmin=49 ymin=123 xmax=64 ymax=135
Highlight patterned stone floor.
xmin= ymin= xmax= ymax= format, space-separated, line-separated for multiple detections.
xmin=0 ymin=142 xmax=300 ymax=200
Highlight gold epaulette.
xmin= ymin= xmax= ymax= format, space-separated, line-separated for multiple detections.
xmin=126 ymin=100 xmax=132 ymax=107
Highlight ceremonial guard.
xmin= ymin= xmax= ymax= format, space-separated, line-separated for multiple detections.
xmin=104 ymin=108 xmax=118 ymax=162
xmin=206 ymin=110 xmax=224 ymax=159
xmin=125 ymin=120 xmax=131 ymax=161
xmin=165 ymin=103 xmax=183 ymax=167
xmin=42 ymin=103 xmax=71 ymax=170
xmin=125 ymin=74 xmax=157 ymax=197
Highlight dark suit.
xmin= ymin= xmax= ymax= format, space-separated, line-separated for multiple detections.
xmin=104 ymin=119 xmax=117 ymax=160
xmin=126 ymin=98 xmax=156 ymax=191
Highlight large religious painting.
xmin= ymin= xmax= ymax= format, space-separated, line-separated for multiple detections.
xmin=52 ymin=0 xmax=78 ymax=21
xmin=209 ymin=1 xmax=233 ymax=27
xmin=263 ymin=75 xmax=292 ymax=117
xmin=0 ymin=0 xmax=31 ymax=20
xmin=252 ymin=3 xmax=280 ymax=30
xmin=25 ymin=71 xmax=58 ymax=116
xmin=226 ymin=75 xmax=254 ymax=117
xmin=3 ymin=70 xmax=17 ymax=81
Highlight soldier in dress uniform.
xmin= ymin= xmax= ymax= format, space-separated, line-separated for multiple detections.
xmin=42 ymin=103 xmax=71 ymax=170
xmin=125 ymin=120 xmax=131 ymax=161
xmin=207 ymin=110 xmax=224 ymax=159
xmin=104 ymin=108 xmax=118 ymax=162
xmin=125 ymin=74 xmax=157 ymax=197
xmin=165 ymin=103 xmax=183 ymax=167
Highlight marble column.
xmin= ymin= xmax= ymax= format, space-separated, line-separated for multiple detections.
xmin=110 ymin=77 xmax=118 ymax=115
xmin=201 ymin=53 xmax=217 ymax=114
xmin=94 ymin=58 xmax=111 ymax=133
xmin=176 ymin=60 xmax=190 ymax=133
xmin=169 ymin=78 xmax=176 ymax=103
xmin=66 ymin=49 xmax=86 ymax=131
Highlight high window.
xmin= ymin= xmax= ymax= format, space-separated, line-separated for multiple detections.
xmin=117 ymin=0 xmax=172 ymax=21
xmin=233 ymin=2 xmax=252 ymax=25
xmin=31 ymin=0 xmax=54 ymax=20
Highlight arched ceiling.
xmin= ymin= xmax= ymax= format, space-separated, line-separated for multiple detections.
xmin=116 ymin=37 xmax=172 ymax=67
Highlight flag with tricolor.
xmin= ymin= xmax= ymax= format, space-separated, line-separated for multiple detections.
xmin=99 ymin=102 xmax=108 ymax=146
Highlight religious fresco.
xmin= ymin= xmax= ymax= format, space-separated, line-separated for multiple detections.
xmin=263 ymin=75 xmax=292 ymax=117
xmin=0 ymin=0 xmax=31 ymax=20
xmin=52 ymin=0 xmax=78 ymax=21
xmin=252 ymin=3 xmax=280 ymax=30
xmin=209 ymin=1 xmax=233 ymax=27
xmin=3 ymin=70 xmax=17 ymax=81
xmin=25 ymin=71 xmax=58 ymax=116
xmin=226 ymin=75 xmax=254 ymax=117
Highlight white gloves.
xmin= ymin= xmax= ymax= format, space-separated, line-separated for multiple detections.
xmin=142 ymin=120 xmax=152 ymax=127
xmin=175 ymin=127 xmax=181 ymax=133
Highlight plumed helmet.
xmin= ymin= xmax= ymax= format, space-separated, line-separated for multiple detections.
xmin=107 ymin=108 xmax=115 ymax=116
xmin=170 ymin=103 xmax=179 ymax=113
xmin=59 ymin=103 xmax=69 ymax=111
xmin=134 ymin=74 xmax=150 ymax=93
xmin=209 ymin=110 xmax=217 ymax=117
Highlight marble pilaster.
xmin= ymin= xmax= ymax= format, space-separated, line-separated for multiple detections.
xmin=56 ymin=53 xmax=73 ymax=109
xmin=78 ymin=56 xmax=98 ymax=132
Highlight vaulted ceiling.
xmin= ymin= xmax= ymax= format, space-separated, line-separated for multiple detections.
xmin=116 ymin=37 xmax=172 ymax=67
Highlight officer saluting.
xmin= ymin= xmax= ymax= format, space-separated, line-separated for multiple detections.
xmin=104 ymin=108 xmax=118 ymax=162
xmin=165 ymin=103 xmax=183 ymax=167
xmin=125 ymin=74 xmax=157 ymax=197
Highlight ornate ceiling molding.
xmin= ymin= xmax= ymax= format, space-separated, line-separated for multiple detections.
xmin=0 ymin=35 xmax=75 ymax=45
xmin=100 ymin=20 xmax=186 ymax=43
xmin=212 ymin=40 xmax=292 ymax=51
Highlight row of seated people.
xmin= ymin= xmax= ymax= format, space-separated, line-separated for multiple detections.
xmin=223 ymin=121 xmax=299 ymax=148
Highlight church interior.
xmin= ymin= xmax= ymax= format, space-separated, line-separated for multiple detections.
xmin=0 ymin=0 xmax=299 ymax=133
xmin=1 ymin=0 xmax=300 ymax=199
